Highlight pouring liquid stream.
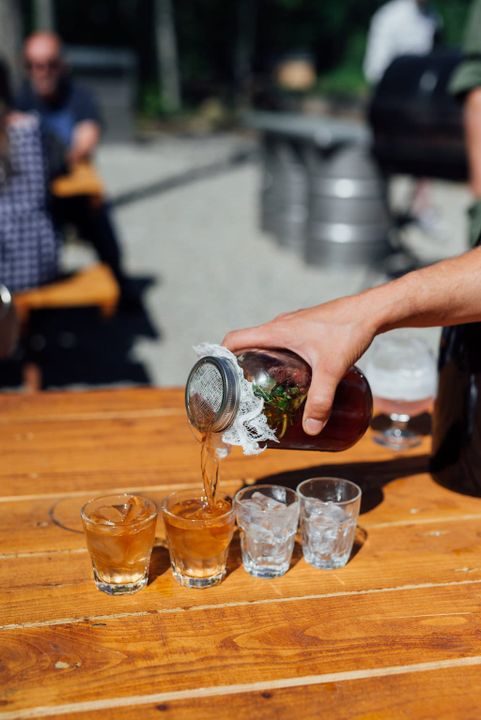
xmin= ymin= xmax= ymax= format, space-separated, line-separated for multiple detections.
xmin=200 ymin=430 xmax=220 ymax=509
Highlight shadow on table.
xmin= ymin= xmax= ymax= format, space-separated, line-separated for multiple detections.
xmin=252 ymin=454 xmax=430 ymax=515
xmin=0 ymin=275 xmax=160 ymax=390
xmin=149 ymin=544 xmax=172 ymax=584
xmin=248 ymin=454 xmax=430 ymax=569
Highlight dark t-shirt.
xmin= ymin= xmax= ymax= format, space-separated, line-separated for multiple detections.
xmin=16 ymin=77 xmax=101 ymax=149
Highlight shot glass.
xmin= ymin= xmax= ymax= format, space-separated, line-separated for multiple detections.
xmin=81 ymin=493 xmax=158 ymax=595
xmin=297 ymin=477 xmax=361 ymax=570
xmin=161 ymin=490 xmax=235 ymax=589
xmin=235 ymin=484 xmax=299 ymax=578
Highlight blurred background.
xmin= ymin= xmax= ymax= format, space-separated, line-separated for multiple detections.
xmin=0 ymin=0 xmax=474 ymax=391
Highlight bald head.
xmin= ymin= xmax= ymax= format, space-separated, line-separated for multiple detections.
xmin=24 ymin=32 xmax=64 ymax=99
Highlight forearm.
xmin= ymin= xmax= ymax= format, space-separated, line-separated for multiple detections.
xmin=70 ymin=121 xmax=100 ymax=163
xmin=223 ymin=246 xmax=481 ymax=431
xmin=362 ymin=246 xmax=481 ymax=334
xmin=464 ymin=88 xmax=481 ymax=198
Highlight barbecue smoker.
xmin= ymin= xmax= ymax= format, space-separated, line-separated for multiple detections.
xmin=368 ymin=50 xmax=466 ymax=181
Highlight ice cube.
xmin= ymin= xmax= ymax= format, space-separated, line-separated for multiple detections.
xmin=271 ymin=487 xmax=287 ymax=504
xmin=319 ymin=501 xmax=347 ymax=522
xmin=239 ymin=494 xmax=298 ymax=540
xmin=251 ymin=492 xmax=283 ymax=511
xmin=303 ymin=502 xmax=356 ymax=560
xmin=304 ymin=497 xmax=346 ymax=521
xmin=244 ymin=520 xmax=276 ymax=544
xmin=92 ymin=505 xmax=125 ymax=524
xmin=122 ymin=496 xmax=147 ymax=523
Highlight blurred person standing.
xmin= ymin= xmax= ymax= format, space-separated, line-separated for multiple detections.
xmin=364 ymin=0 xmax=443 ymax=240
xmin=0 ymin=58 xmax=59 ymax=293
xmin=363 ymin=0 xmax=442 ymax=85
xmin=449 ymin=0 xmax=481 ymax=246
xmin=16 ymin=32 xmax=138 ymax=306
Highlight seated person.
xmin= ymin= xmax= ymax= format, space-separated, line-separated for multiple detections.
xmin=17 ymin=32 xmax=136 ymax=304
xmin=0 ymin=59 xmax=59 ymax=293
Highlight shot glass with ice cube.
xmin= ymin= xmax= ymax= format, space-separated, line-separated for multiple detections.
xmin=234 ymin=485 xmax=299 ymax=578
xmin=81 ymin=493 xmax=158 ymax=595
xmin=297 ymin=477 xmax=361 ymax=570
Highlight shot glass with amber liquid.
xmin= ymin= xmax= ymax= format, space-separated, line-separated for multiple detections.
xmin=81 ymin=493 xmax=157 ymax=595
xmin=161 ymin=490 xmax=235 ymax=588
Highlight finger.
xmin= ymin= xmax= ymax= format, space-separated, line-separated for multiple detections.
xmin=302 ymin=365 xmax=338 ymax=435
xmin=222 ymin=323 xmax=286 ymax=352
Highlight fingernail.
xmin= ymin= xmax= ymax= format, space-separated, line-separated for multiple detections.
xmin=304 ymin=418 xmax=324 ymax=435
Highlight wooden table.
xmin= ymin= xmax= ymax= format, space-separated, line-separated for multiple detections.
xmin=1 ymin=388 xmax=481 ymax=719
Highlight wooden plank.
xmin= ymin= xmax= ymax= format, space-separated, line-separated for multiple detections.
xmin=0 ymin=416 xmax=430 ymax=498
xmin=15 ymin=664 xmax=481 ymax=720
xmin=1 ymin=584 xmax=481 ymax=715
xmin=1 ymin=386 xmax=474 ymax=720
xmin=0 ymin=415 xmax=199 ymax=497
xmin=0 ymin=483 xmax=243 ymax=554
xmin=0 ymin=388 xmax=183 ymax=421
xmin=1 ymin=471 xmax=480 ymax=554
xmin=2 ymin=514 xmax=481 ymax=627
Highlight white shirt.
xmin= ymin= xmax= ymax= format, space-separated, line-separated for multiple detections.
xmin=363 ymin=0 xmax=441 ymax=84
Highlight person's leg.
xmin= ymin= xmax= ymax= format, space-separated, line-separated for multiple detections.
xmin=63 ymin=197 xmax=124 ymax=279
xmin=52 ymin=196 xmax=140 ymax=306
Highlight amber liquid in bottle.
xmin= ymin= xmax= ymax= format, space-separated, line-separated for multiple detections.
xmin=236 ymin=349 xmax=372 ymax=452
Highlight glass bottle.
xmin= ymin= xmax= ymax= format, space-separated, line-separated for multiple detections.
xmin=431 ymin=324 xmax=481 ymax=496
xmin=185 ymin=348 xmax=372 ymax=452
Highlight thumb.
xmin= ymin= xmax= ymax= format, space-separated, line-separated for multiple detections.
xmin=302 ymin=365 xmax=338 ymax=436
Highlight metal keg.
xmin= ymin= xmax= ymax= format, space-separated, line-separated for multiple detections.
xmin=260 ymin=133 xmax=308 ymax=250
xmin=305 ymin=144 xmax=392 ymax=267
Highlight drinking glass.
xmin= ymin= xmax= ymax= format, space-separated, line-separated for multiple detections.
xmin=161 ymin=490 xmax=235 ymax=588
xmin=81 ymin=493 xmax=158 ymax=595
xmin=365 ymin=333 xmax=437 ymax=450
xmin=235 ymin=484 xmax=299 ymax=578
xmin=298 ymin=477 xmax=361 ymax=569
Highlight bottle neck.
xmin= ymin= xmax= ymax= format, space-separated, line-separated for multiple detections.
xmin=185 ymin=356 xmax=240 ymax=434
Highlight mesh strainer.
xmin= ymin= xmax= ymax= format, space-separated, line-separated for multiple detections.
xmin=185 ymin=356 xmax=240 ymax=433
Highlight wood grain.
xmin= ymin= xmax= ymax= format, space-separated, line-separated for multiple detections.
xmin=1 ymin=584 xmax=480 ymax=716
xmin=1 ymin=471 xmax=480 ymax=554
xmin=1 ymin=387 xmax=480 ymax=719
xmin=3 ymin=511 xmax=481 ymax=628
xmin=29 ymin=664 xmax=481 ymax=720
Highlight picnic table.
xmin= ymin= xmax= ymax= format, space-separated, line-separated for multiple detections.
xmin=1 ymin=387 xmax=481 ymax=719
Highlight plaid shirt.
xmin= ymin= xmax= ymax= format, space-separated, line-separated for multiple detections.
xmin=0 ymin=114 xmax=59 ymax=293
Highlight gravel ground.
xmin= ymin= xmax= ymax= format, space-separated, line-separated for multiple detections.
xmin=60 ymin=132 xmax=471 ymax=389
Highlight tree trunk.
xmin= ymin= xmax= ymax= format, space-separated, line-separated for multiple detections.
xmin=154 ymin=0 xmax=181 ymax=113
xmin=234 ymin=0 xmax=257 ymax=102
xmin=34 ymin=0 xmax=56 ymax=31
xmin=0 ymin=0 xmax=23 ymax=89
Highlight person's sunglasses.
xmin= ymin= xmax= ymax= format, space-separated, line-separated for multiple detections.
xmin=25 ymin=59 xmax=61 ymax=72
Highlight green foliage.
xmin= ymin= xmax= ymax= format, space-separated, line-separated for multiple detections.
xmin=24 ymin=0 xmax=476 ymax=110
xmin=435 ymin=0 xmax=472 ymax=46
xmin=317 ymin=30 xmax=369 ymax=97
xmin=318 ymin=0 xmax=472 ymax=96
xmin=140 ymin=83 xmax=168 ymax=119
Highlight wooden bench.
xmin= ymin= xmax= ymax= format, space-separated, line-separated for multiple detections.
xmin=12 ymin=263 xmax=120 ymax=390
xmin=13 ymin=263 xmax=119 ymax=325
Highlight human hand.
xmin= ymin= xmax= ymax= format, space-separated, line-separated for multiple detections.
xmin=223 ymin=295 xmax=378 ymax=435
